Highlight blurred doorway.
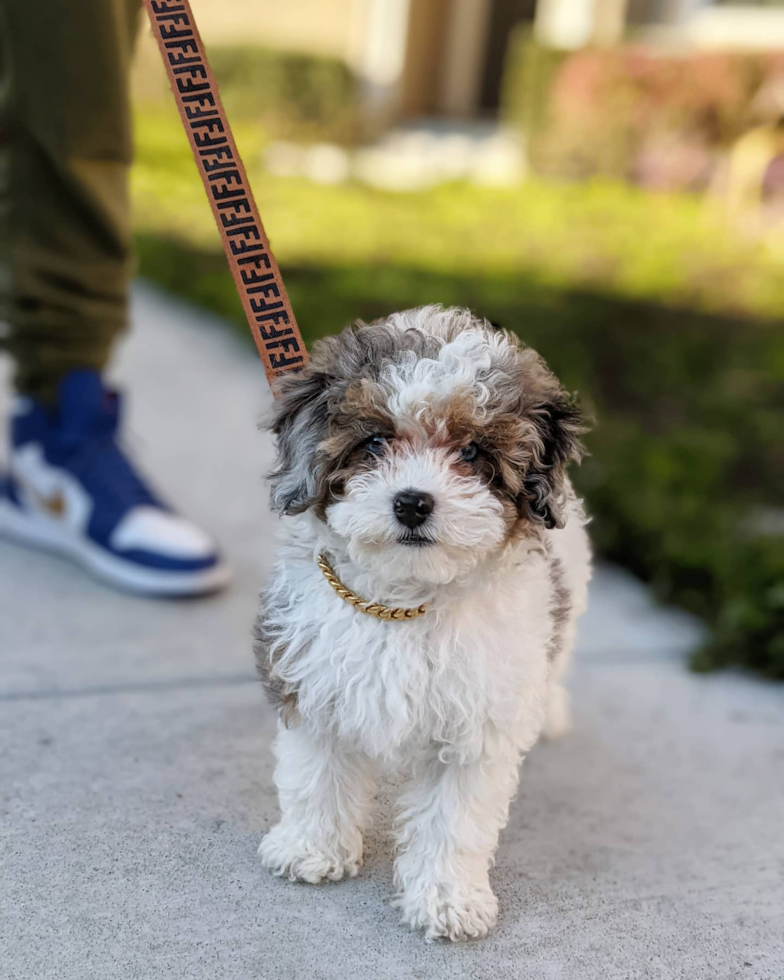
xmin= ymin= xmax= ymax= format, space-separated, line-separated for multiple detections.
xmin=399 ymin=0 xmax=536 ymax=120
xmin=479 ymin=0 xmax=537 ymax=112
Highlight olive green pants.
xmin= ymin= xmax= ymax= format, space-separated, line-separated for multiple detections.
xmin=0 ymin=0 xmax=139 ymax=404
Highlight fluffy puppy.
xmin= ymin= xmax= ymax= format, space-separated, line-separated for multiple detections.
xmin=255 ymin=306 xmax=591 ymax=941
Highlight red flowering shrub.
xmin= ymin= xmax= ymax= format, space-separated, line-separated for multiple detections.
xmin=512 ymin=41 xmax=784 ymax=188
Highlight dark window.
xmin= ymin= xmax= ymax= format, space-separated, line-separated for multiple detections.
xmin=479 ymin=0 xmax=537 ymax=113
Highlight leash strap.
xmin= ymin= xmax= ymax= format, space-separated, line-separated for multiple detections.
xmin=141 ymin=0 xmax=308 ymax=390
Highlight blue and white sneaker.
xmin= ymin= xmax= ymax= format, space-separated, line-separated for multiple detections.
xmin=0 ymin=370 xmax=231 ymax=596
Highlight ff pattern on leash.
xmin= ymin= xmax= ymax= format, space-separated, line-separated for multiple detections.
xmin=143 ymin=0 xmax=308 ymax=391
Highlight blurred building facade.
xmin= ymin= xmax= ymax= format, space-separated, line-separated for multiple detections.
xmin=539 ymin=0 xmax=784 ymax=49
xmin=191 ymin=0 xmax=784 ymax=124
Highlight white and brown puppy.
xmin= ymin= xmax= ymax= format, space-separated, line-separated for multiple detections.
xmin=255 ymin=306 xmax=591 ymax=941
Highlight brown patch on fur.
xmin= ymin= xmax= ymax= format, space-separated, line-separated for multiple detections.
xmin=467 ymin=344 xmax=586 ymax=533
xmin=310 ymin=379 xmax=398 ymax=519
xmin=410 ymin=391 xmax=478 ymax=443
xmin=546 ymin=555 xmax=571 ymax=661
xmin=419 ymin=374 xmax=579 ymax=540
xmin=253 ymin=615 xmax=300 ymax=726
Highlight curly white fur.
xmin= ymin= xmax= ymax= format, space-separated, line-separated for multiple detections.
xmin=256 ymin=308 xmax=592 ymax=941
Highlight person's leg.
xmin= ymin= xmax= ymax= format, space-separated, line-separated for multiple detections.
xmin=0 ymin=0 xmax=139 ymax=403
xmin=0 ymin=0 xmax=231 ymax=596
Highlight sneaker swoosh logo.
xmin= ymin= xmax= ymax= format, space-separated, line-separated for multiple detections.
xmin=16 ymin=476 xmax=68 ymax=518
xmin=38 ymin=488 xmax=67 ymax=516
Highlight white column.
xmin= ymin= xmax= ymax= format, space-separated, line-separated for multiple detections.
xmin=349 ymin=0 xmax=413 ymax=124
xmin=535 ymin=0 xmax=598 ymax=49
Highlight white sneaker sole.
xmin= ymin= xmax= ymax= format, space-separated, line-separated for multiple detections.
xmin=0 ymin=498 xmax=232 ymax=597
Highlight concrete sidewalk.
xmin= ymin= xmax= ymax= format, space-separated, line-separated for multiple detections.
xmin=2 ymin=284 xmax=782 ymax=980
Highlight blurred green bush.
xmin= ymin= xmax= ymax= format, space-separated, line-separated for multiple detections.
xmin=134 ymin=43 xmax=361 ymax=144
xmin=505 ymin=33 xmax=784 ymax=189
xmin=206 ymin=46 xmax=361 ymax=144
xmin=131 ymin=104 xmax=784 ymax=679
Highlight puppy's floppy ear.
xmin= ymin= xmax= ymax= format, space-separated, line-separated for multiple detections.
xmin=268 ymin=369 xmax=332 ymax=515
xmin=519 ymin=390 xmax=586 ymax=530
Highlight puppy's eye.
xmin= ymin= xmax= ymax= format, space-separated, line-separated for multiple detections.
xmin=365 ymin=434 xmax=387 ymax=456
xmin=460 ymin=442 xmax=480 ymax=463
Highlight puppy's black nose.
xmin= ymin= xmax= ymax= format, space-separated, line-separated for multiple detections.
xmin=393 ymin=490 xmax=435 ymax=529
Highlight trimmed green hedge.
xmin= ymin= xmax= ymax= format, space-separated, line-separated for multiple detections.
xmin=206 ymin=46 xmax=361 ymax=144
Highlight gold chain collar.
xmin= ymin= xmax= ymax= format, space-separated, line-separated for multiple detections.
xmin=317 ymin=553 xmax=428 ymax=621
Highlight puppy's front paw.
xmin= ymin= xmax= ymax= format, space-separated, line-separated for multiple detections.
xmin=258 ymin=823 xmax=362 ymax=884
xmin=396 ymin=880 xmax=499 ymax=942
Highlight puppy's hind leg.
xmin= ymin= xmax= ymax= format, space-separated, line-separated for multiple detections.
xmin=543 ymin=619 xmax=576 ymax=741
xmin=259 ymin=722 xmax=375 ymax=883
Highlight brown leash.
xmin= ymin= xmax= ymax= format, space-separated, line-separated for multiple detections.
xmin=141 ymin=0 xmax=308 ymax=392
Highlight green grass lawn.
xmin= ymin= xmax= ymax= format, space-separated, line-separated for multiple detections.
xmin=132 ymin=103 xmax=784 ymax=678
xmin=132 ymin=109 xmax=784 ymax=334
